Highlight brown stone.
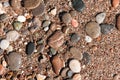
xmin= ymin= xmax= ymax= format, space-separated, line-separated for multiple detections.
xmin=112 ymin=0 xmax=119 ymax=8
xmin=117 ymin=15 xmax=120 ymax=31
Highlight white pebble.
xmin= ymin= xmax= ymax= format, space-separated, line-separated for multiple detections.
xmin=85 ymin=36 xmax=92 ymax=43
xmin=17 ymin=15 xmax=26 ymax=22
xmin=7 ymin=46 xmax=13 ymax=52
xmin=0 ymin=39 xmax=9 ymax=50
xmin=50 ymin=8 xmax=57 ymax=16
xmin=6 ymin=30 xmax=20 ymax=41
xmin=96 ymin=12 xmax=106 ymax=24
xmin=36 ymin=74 xmax=46 ymax=80
xmin=69 ymin=59 xmax=81 ymax=73
xmin=44 ymin=26 xmax=49 ymax=31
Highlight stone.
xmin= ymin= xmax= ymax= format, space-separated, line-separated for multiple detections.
xmin=52 ymin=56 xmax=65 ymax=75
xmin=70 ymin=10 xmax=77 ymax=17
xmin=0 ymin=65 xmax=5 ymax=75
xmin=0 ymin=39 xmax=9 ymax=50
xmin=85 ymin=36 xmax=92 ymax=43
xmin=49 ymin=8 xmax=57 ymax=16
xmin=62 ymin=26 xmax=70 ymax=34
xmin=0 ymin=14 xmax=8 ymax=21
xmin=37 ymin=44 xmax=44 ymax=53
xmin=71 ymin=19 xmax=79 ymax=27
xmin=70 ymin=47 xmax=83 ymax=60
xmin=26 ymin=42 xmax=35 ymax=55
xmin=67 ymin=70 xmax=74 ymax=77
xmin=72 ymin=0 xmax=85 ymax=12
xmin=17 ymin=15 xmax=26 ymax=22
xmin=48 ymin=31 xmax=64 ymax=50
xmin=70 ymin=33 xmax=80 ymax=43
xmin=42 ymin=20 xmax=51 ymax=28
xmin=112 ymin=0 xmax=119 ymax=8
xmin=69 ymin=59 xmax=81 ymax=73
xmin=44 ymin=26 xmax=49 ymax=32
xmin=49 ymin=48 xmax=57 ymax=56
xmin=61 ymin=68 xmax=69 ymax=77
xmin=7 ymin=52 xmax=22 ymax=71
xmin=100 ymin=24 xmax=114 ymax=34
xmin=24 ymin=0 xmax=42 ymax=9
xmin=36 ymin=74 xmax=46 ymax=80
xmin=72 ymin=74 xmax=81 ymax=80
xmin=13 ymin=21 xmax=23 ymax=31
xmin=116 ymin=15 xmax=120 ymax=31
xmin=10 ymin=0 xmax=21 ymax=9
xmin=82 ymin=52 xmax=91 ymax=65
xmin=62 ymin=13 xmax=72 ymax=24
xmin=113 ymin=74 xmax=120 ymax=80
xmin=85 ymin=22 xmax=101 ymax=38
xmin=6 ymin=30 xmax=20 ymax=41
xmin=96 ymin=12 xmax=106 ymax=24
xmin=32 ymin=2 xmax=45 ymax=16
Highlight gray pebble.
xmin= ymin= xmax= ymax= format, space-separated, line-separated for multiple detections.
xmin=70 ymin=33 xmax=80 ymax=43
xmin=62 ymin=13 xmax=72 ymax=24
xmin=96 ymin=12 xmax=106 ymax=24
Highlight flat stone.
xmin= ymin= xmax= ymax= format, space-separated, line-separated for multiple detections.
xmin=0 ymin=39 xmax=9 ymax=50
xmin=62 ymin=13 xmax=72 ymax=24
xmin=6 ymin=30 xmax=20 ymax=41
xmin=72 ymin=0 xmax=85 ymax=12
xmin=48 ymin=31 xmax=64 ymax=50
xmin=26 ymin=42 xmax=35 ymax=55
xmin=49 ymin=47 xmax=57 ymax=56
xmin=96 ymin=12 xmax=106 ymax=24
xmin=71 ymin=19 xmax=79 ymax=28
xmin=7 ymin=52 xmax=22 ymax=71
xmin=69 ymin=59 xmax=81 ymax=73
xmin=0 ymin=65 xmax=5 ymax=75
xmin=100 ymin=24 xmax=114 ymax=34
xmin=85 ymin=22 xmax=101 ymax=38
xmin=70 ymin=33 xmax=80 ymax=43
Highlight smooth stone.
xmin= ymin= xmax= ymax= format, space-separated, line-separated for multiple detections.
xmin=48 ymin=31 xmax=64 ymax=50
xmin=67 ymin=70 xmax=74 ymax=77
xmin=49 ymin=47 xmax=56 ymax=55
xmin=0 ymin=14 xmax=8 ymax=21
xmin=3 ymin=1 xmax=10 ymax=7
xmin=37 ymin=44 xmax=44 ymax=53
xmin=6 ymin=30 xmax=20 ymax=41
xmin=62 ymin=13 xmax=72 ymax=24
xmin=32 ymin=2 xmax=45 ymax=16
xmin=116 ymin=15 xmax=120 ymax=31
xmin=17 ymin=15 xmax=26 ymax=22
xmin=71 ymin=19 xmax=79 ymax=28
xmin=13 ymin=21 xmax=23 ymax=31
xmin=36 ymin=74 xmax=46 ymax=80
xmin=26 ymin=42 xmax=35 ymax=55
xmin=61 ymin=68 xmax=69 ymax=77
xmin=85 ymin=22 xmax=101 ymax=38
xmin=70 ymin=33 xmax=80 ymax=43
xmin=44 ymin=26 xmax=49 ymax=31
xmin=112 ymin=0 xmax=119 ymax=8
xmin=0 ymin=39 xmax=9 ymax=50
xmin=42 ymin=20 xmax=51 ymax=28
xmin=24 ymin=0 xmax=42 ymax=9
xmin=7 ymin=52 xmax=22 ymax=71
xmin=100 ymin=24 xmax=114 ymax=34
xmin=62 ymin=26 xmax=70 ymax=34
xmin=72 ymin=0 xmax=85 ymax=12
xmin=85 ymin=36 xmax=92 ymax=43
xmin=72 ymin=74 xmax=81 ymax=80
xmin=96 ymin=12 xmax=106 ymax=24
xmin=52 ymin=56 xmax=65 ymax=75
xmin=0 ymin=65 xmax=5 ymax=75
xmin=49 ymin=8 xmax=57 ymax=16
xmin=69 ymin=59 xmax=81 ymax=73
xmin=82 ymin=52 xmax=91 ymax=65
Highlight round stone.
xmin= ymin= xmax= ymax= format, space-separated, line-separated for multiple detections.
xmin=13 ymin=21 xmax=23 ymax=31
xmin=70 ymin=33 xmax=80 ymax=43
xmin=6 ymin=30 xmax=20 ymax=41
xmin=24 ymin=0 xmax=42 ymax=9
xmin=67 ymin=70 xmax=74 ymax=77
xmin=7 ymin=52 xmax=22 ymax=71
xmin=71 ymin=19 xmax=79 ymax=28
xmin=0 ymin=39 xmax=9 ymax=50
xmin=85 ymin=36 xmax=92 ymax=43
xmin=96 ymin=12 xmax=106 ymax=24
xmin=61 ymin=68 xmax=69 ymax=77
xmin=62 ymin=13 xmax=72 ymax=24
xmin=72 ymin=74 xmax=81 ymax=80
xmin=17 ymin=15 xmax=26 ymax=22
xmin=85 ymin=22 xmax=101 ymax=38
xmin=69 ymin=59 xmax=81 ymax=73
xmin=10 ymin=0 xmax=21 ymax=9
xmin=42 ymin=20 xmax=51 ymax=28
xmin=26 ymin=42 xmax=35 ymax=55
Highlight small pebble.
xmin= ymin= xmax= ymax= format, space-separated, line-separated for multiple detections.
xmin=100 ymin=24 xmax=114 ymax=34
xmin=13 ymin=21 xmax=23 ymax=31
xmin=85 ymin=22 xmax=101 ymax=38
xmin=113 ymin=74 xmax=120 ymax=80
xmin=67 ymin=70 xmax=74 ymax=77
xmin=61 ymin=68 xmax=69 ymax=77
xmin=82 ymin=52 xmax=91 ymax=65
xmin=71 ymin=19 xmax=79 ymax=28
xmin=112 ymin=0 xmax=119 ymax=8
xmin=72 ymin=0 xmax=85 ymax=12
xmin=7 ymin=52 xmax=22 ymax=71
xmin=0 ymin=65 xmax=5 ymax=75
xmin=70 ymin=33 xmax=80 ymax=43
xmin=37 ymin=44 xmax=44 ymax=53
xmin=6 ymin=30 xmax=20 ymax=41
xmin=62 ymin=13 xmax=72 ymax=24
xmin=96 ymin=12 xmax=106 ymax=24
xmin=62 ymin=26 xmax=70 ymax=34
xmin=42 ymin=20 xmax=51 ymax=28
xmin=0 ymin=39 xmax=9 ymax=50
xmin=44 ymin=26 xmax=49 ymax=31
xmin=116 ymin=15 xmax=120 ymax=31
xmin=49 ymin=47 xmax=57 ymax=55
xmin=69 ymin=59 xmax=81 ymax=73
xmin=85 ymin=36 xmax=92 ymax=43
xmin=17 ymin=15 xmax=26 ymax=22
xmin=50 ymin=8 xmax=57 ymax=16
xmin=0 ymin=14 xmax=8 ymax=21
xmin=26 ymin=42 xmax=35 ymax=55
xmin=3 ymin=1 xmax=10 ymax=7
xmin=36 ymin=74 xmax=46 ymax=80
xmin=72 ymin=74 xmax=81 ymax=80
xmin=2 ymin=60 xmax=7 ymax=68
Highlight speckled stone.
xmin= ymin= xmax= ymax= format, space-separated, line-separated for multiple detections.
xmin=96 ymin=12 xmax=106 ymax=24
xmin=62 ymin=13 xmax=72 ymax=24
xmin=70 ymin=33 xmax=80 ymax=43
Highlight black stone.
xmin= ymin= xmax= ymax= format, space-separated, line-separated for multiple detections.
xmin=72 ymin=0 xmax=85 ymax=12
xmin=26 ymin=42 xmax=35 ymax=55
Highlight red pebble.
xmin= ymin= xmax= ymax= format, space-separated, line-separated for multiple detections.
xmin=71 ymin=19 xmax=79 ymax=28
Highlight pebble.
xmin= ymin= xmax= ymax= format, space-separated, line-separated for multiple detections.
xmin=3 ymin=1 xmax=10 ymax=7
xmin=24 ymin=0 xmax=42 ymax=9
xmin=13 ymin=21 xmax=23 ymax=31
xmin=0 ymin=14 xmax=8 ymax=21
xmin=17 ymin=15 xmax=26 ymax=22
xmin=36 ymin=74 xmax=46 ymax=80
xmin=61 ymin=68 xmax=69 ymax=77
xmin=10 ymin=0 xmax=21 ymax=9
xmin=112 ymin=0 xmax=119 ymax=8
xmin=71 ymin=19 xmax=79 ymax=27
xmin=62 ymin=26 xmax=70 ymax=34
xmin=70 ymin=47 xmax=83 ymax=60
xmin=67 ymin=70 xmax=74 ymax=77
xmin=69 ymin=59 xmax=81 ymax=73
xmin=82 ymin=52 xmax=91 ymax=65
xmin=113 ymin=74 xmax=120 ymax=80
xmin=96 ymin=12 xmax=106 ymax=24
xmin=48 ymin=31 xmax=64 ymax=50
xmin=44 ymin=26 xmax=49 ymax=31
xmin=32 ymin=2 xmax=45 ymax=16
xmin=70 ymin=33 xmax=80 ymax=43
xmin=52 ymin=56 xmax=65 ymax=75
xmin=72 ymin=0 xmax=85 ymax=12
xmin=62 ymin=13 xmax=72 ymax=24
xmin=6 ymin=30 xmax=20 ymax=41
xmin=42 ymin=20 xmax=51 ymax=28
xmin=0 ymin=23 xmax=4 ymax=36
xmin=50 ymin=23 xmax=57 ymax=31
xmin=85 ymin=36 xmax=92 ymax=43
xmin=26 ymin=42 xmax=35 ymax=55
xmin=49 ymin=8 xmax=57 ymax=16
xmin=0 ymin=39 xmax=9 ymax=50
xmin=7 ymin=52 xmax=22 ymax=71
xmin=72 ymin=74 xmax=81 ymax=80
xmin=37 ymin=44 xmax=44 ymax=53
xmin=0 ymin=65 xmax=5 ymax=75
xmin=49 ymin=47 xmax=57 ymax=55
xmin=85 ymin=22 xmax=101 ymax=38
xmin=100 ymin=24 xmax=114 ymax=34
xmin=116 ymin=15 xmax=120 ymax=31
xmin=70 ymin=10 xmax=77 ymax=17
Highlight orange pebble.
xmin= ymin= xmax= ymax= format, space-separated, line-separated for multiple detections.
xmin=71 ymin=19 xmax=79 ymax=28
xmin=112 ymin=0 xmax=119 ymax=8
xmin=0 ymin=65 xmax=5 ymax=75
